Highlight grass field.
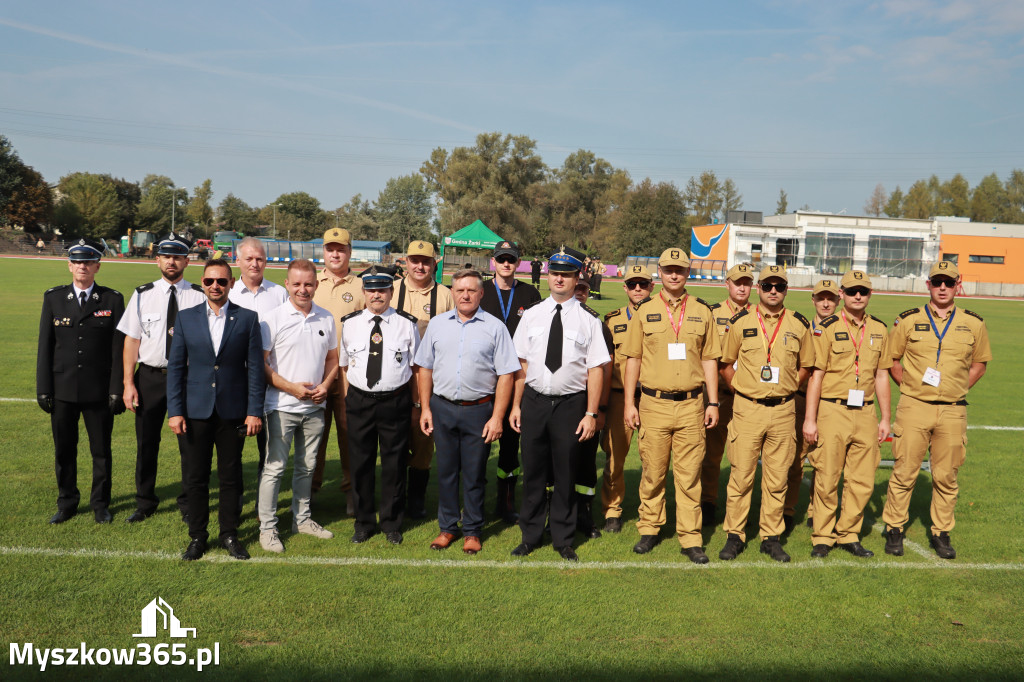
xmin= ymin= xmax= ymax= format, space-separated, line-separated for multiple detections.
xmin=2 ymin=256 xmax=1024 ymax=680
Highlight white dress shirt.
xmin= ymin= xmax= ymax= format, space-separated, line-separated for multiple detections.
xmin=117 ymin=278 xmax=206 ymax=367
xmin=206 ymin=302 xmax=226 ymax=355
xmin=339 ymin=308 xmax=420 ymax=393
xmin=262 ymin=301 xmax=338 ymax=414
xmin=513 ymin=296 xmax=610 ymax=395
xmin=229 ymin=278 xmax=288 ymax=320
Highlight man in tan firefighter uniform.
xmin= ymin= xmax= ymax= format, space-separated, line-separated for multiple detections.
xmin=718 ymin=264 xmax=815 ymax=562
xmin=882 ymin=260 xmax=991 ymax=560
xmin=599 ymin=264 xmax=655 ymax=533
xmin=802 ymin=271 xmax=892 ymax=558
xmin=622 ymin=249 xmax=721 ymax=563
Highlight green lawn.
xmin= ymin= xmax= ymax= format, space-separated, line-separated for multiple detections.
xmin=2 ymin=256 xmax=1023 ymax=680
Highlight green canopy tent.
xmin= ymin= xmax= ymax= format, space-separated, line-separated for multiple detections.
xmin=436 ymin=219 xmax=506 ymax=282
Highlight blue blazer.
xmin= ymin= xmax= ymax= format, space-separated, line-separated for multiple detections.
xmin=167 ymin=301 xmax=265 ymax=421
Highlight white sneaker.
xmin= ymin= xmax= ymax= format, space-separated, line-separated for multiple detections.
xmin=293 ymin=519 xmax=334 ymax=539
xmin=260 ymin=530 xmax=284 ymax=553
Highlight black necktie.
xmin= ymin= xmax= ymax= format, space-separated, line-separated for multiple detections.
xmin=545 ymin=303 xmax=563 ymax=373
xmin=79 ymin=291 xmax=87 ymax=308
xmin=166 ymin=287 xmax=178 ymax=360
xmin=367 ymin=315 xmax=383 ymax=388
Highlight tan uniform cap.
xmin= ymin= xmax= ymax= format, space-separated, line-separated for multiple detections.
xmin=812 ymin=279 xmax=839 ymax=296
xmin=758 ymin=264 xmax=788 ymax=283
xmin=323 ymin=228 xmax=352 ymax=245
xmin=407 ymin=240 xmax=437 ymax=258
xmin=928 ymin=260 xmax=959 ymax=279
xmin=659 ymin=248 xmax=690 ymax=267
xmin=726 ymin=263 xmax=755 ymax=281
xmin=840 ymin=270 xmax=872 ymax=289
xmin=624 ymin=264 xmax=653 ymax=282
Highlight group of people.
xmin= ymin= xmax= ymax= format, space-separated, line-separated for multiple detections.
xmin=38 ymin=230 xmax=990 ymax=563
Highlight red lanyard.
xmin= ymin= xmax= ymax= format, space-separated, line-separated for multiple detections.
xmin=660 ymin=292 xmax=687 ymax=338
xmin=840 ymin=310 xmax=866 ymax=384
xmin=755 ymin=309 xmax=785 ymax=364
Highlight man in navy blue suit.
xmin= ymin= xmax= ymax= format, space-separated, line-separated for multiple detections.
xmin=168 ymin=258 xmax=265 ymax=561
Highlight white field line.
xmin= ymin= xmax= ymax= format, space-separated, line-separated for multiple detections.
xmin=872 ymin=523 xmax=941 ymax=562
xmin=1 ymin=544 xmax=1020 ymax=571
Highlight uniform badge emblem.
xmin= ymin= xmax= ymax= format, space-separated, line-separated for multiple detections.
xmin=424 ymin=304 xmax=432 ymax=313
xmin=342 ymin=292 xmax=353 ymax=303
xmin=394 ymin=351 xmax=403 ymax=364
xmin=517 ymin=307 xmax=524 ymax=316
xmin=93 ymin=310 xmax=112 ymax=317
xmin=168 ymin=327 xmax=174 ymax=336
xmin=939 ymin=262 xmax=949 ymax=270
xmin=760 ymin=366 xmax=774 ymax=381
xmin=671 ymin=250 xmax=680 ymax=259
xmin=371 ymin=332 xmax=383 ymax=345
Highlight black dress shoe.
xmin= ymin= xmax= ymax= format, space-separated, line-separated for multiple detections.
xmin=633 ymin=534 xmax=660 ymax=555
xmin=182 ymin=539 xmax=207 ymax=561
xmin=838 ymin=541 xmax=874 ymax=558
xmin=811 ymin=544 xmax=832 ymax=558
xmin=49 ymin=509 xmax=76 ymax=525
xmin=929 ymin=532 xmax=956 ymax=559
xmin=94 ymin=508 xmax=112 ymax=524
xmin=603 ymin=517 xmax=623 ymax=533
xmin=884 ymin=527 xmax=905 ymax=556
xmin=511 ymin=542 xmax=536 ymax=557
xmin=556 ymin=546 xmax=579 ymax=562
xmin=681 ymin=546 xmax=710 ymax=564
xmin=221 ymin=536 xmax=250 ymax=560
xmin=759 ymin=536 xmax=791 ymax=562
xmin=700 ymin=502 xmax=717 ymax=528
xmin=127 ymin=509 xmax=152 ymax=523
xmin=350 ymin=529 xmax=374 ymax=544
xmin=385 ymin=531 xmax=403 ymax=545
xmin=718 ymin=533 xmax=745 ymax=561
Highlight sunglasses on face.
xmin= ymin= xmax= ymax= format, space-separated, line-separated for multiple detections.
xmin=930 ymin=277 xmax=956 ymax=289
xmin=625 ymin=280 xmax=651 ymax=290
xmin=494 ymin=256 xmax=518 ymax=265
xmin=844 ymin=287 xmax=870 ymax=297
xmin=759 ymin=281 xmax=787 ymax=293
xmin=202 ymin=277 xmax=230 ymax=287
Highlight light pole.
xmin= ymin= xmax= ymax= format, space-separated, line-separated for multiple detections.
xmin=272 ymin=203 xmax=281 ymax=239
xmin=170 ymin=186 xmax=179 ymax=234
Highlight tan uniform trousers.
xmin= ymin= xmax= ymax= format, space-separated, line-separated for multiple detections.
xmin=635 ymin=393 xmax=706 ymax=548
xmin=700 ymin=390 xmax=734 ymax=505
xmin=725 ymin=396 xmax=796 ymax=542
xmin=883 ymin=396 xmax=967 ymax=536
xmin=600 ymin=389 xmax=636 ymax=519
xmin=312 ymin=381 xmax=351 ymax=493
xmin=408 ymin=405 xmax=435 ymax=470
xmin=809 ymin=400 xmax=881 ymax=545
xmin=785 ymin=393 xmax=811 ymax=517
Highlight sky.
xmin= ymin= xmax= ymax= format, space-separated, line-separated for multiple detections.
xmin=2 ymin=1 xmax=1023 ymax=220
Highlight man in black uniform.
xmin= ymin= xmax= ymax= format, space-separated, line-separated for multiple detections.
xmin=480 ymin=241 xmax=541 ymax=523
xmin=37 ymin=239 xmax=125 ymax=524
xmin=530 ymin=257 xmax=543 ymax=287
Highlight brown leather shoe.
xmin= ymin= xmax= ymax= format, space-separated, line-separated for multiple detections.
xmin=430 ymin=531 xmax=457 ymax=550
xmin=463 ymin=536 xmax=482 ymax=555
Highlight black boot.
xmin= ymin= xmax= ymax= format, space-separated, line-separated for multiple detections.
xmin=406 ymin=467 xmax=429 ymax=519
xmin=576 ymin=495 xmax=602 ymax=539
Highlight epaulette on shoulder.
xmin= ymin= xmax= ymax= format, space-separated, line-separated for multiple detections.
xmin=869 ymin=314 xmax=887 ymax=327
xmin=728 ymin=308 xmax=749 ymax=324
xmin=791 ymin=310 xmax=810 ymax=328
xmin=695 ymin=297 xmax=713 ymax=310
xmin=637 ymin=295 xmax=652 ymax=306
xmin=604 ymin=308 xmax=622 ymax=321
xmin=523 ymin=299 xmax=543 ymax=311
xmin=820 ymin=314 xmax=839 ymax=328
xmin=340 ymin=310 xmax=362 ymax=322
xmin=397 ymin=310 xmax=419 ymax=324
xmin=190 ymin=283 xmax=204 ymax=293
xmin=581 ymin=304 xmax=600 ymax=318
xmin=707 ymin=301 xmax=722 ymax=310
xmin=899 ymin=308 xmax=919 ymax=319
xmin=963 ymin=309 xmax=983 ymax=322
xmin=45 ymin=284 xmax=67 ymax=294
xmin=135 ymin=282 xmax=155 ymax=294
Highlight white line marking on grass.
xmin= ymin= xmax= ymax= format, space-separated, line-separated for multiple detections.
xmin=0 ymin=398 xmax=35 ymax=402
xmin=2 ymin=545 xmax=1021 ymax=571
xmin=871 ymin=523 xmax=940 ymax=562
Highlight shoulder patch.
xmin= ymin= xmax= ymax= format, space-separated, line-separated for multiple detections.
xmin=523 ymin=299 xmax=543 ymax=311
xmin=45 ymin=284 xmax=67 ymax=294
xmin=397 ymin=310 xmax=419 ymax=324
xmin=869 ymin=314 xmax=887 ymax=327
xmin=899 ymin=308 xmax=919 ymax=319
xmin=135 ymin=282 xmax=155 ymax=294
xmin=637 ymin=295 xmax=652 ymax=306
xmin=728 ymin=309 xmax=749 ymax=324
xmin=695 ymin=297 xmax=712 ymax=310
xmin=581 ymin=304 xmax=600 ymax=318
xmin=819 ymin=314 xmax=839 ymax=328
xmin=791 ymin=310 xmax=810 ymax=328
xmin=604 ymin=308 xmax=622 ymax=321
xmin=190 ymin=283 xmax=204 ymax=293
xmin=339 ymin=310 xmax=362 ymax=322
xmin=963 ymin=309 xmax=983 ymax=322
xmin=708 ymin=301 xmax=722 ymax=310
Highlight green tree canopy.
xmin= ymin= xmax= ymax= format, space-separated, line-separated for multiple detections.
xmin=613 ymin=178 xmax=687 ymax=258
xmin=374 ymin=174 xmax=433 ymax=250
xmin=136 ymin=175 xmax=189 ymax=236
xmin=55 ymin=172 xmax=121 ymax=239
xmin=217 ymin=193 xmax=258 ymax=232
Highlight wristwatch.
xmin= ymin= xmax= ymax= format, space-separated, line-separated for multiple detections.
xmin=585 ymin=411 xmax=599 ymax=419
xmin=707 ymin=402 xmax=720 ymax=407
xmin=413 ymin=402 xmax=421 ymax=409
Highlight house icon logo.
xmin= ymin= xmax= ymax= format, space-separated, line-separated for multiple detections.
xmin=133 ymin=597 xmax=197 ymax=639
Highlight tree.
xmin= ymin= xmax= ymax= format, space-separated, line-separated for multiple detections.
xmin=938 ymin=173 xmax=970 ymax=217
xmin=2 ymin=165 xmax=53 ymax=231
xmin=374 ymin=174 xmax=433 ymax=250
xmin=684 ymin=170 xmax=722 ymax=226
xmin=272 ymin=191 xmax=325 ymax=241
xmin=902 ymin=180 xmax=933 ymax=219
xmin=334 ymin=194 xmax=379 ymax=241
xmin=970 ymin=173 xmax=1007 ymax=222
xmin=56 ymin=173 xmax=121 ymax=239
xmin=0 ymin=135 xmax=27 ymax=219
xmin=775 ymin=189 xmax=788 ymax=215
xmin=613 ymin=178 xmax=687 ymax=259
xmin=217 ymin=193 xmax=258 ymax=232
xmin=100 ymin=175 xmax=141 ymax=238
xmin=1004 ymin=169 xmax=1024 ymax=224
xmin=863 ymin=183 xmax=888 ymax=217
xmin=720 ymin=178 xmax=743 ymax=219
xmin=136 ymin=175 xmax=189 ymax=235
xmin=187 ymin=179 xmax=214 ymax=236
xmin=540 ymin=149 xmax=630 ymax=254
xmin=884 ymin=185 xmax=904 ymax=217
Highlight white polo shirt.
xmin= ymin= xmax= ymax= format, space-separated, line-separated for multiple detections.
xmin=513 ymin=296 xmax=610 ymax=395
xmin=261 ymin=300 xmax=338 ymax=414
xmin=339 ymin=308 xmax=420 ymax=393
xmin=229 ymin=278 xmax=288 ymax=320
xmin=117 ymin=278 xmax=206 ymax=367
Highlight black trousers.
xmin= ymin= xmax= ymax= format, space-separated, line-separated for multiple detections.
xmin=519 ymin=387 xmax=586 ymax=547
xmin=495 ymin=406 xmax=521 ymax=480
xmin=347 ymin=385 xmax=412 ymax=534
xmin=577 ymin=431 xmax=599 ymax=493
xmin=52 ymin=399 xmax=113 ymax=512
xmin=134 ymin=365 xmax=188 ymax=514
xmin=177 ymin=410 xmax=244 ymax=543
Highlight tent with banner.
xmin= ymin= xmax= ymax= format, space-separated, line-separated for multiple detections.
xmin=436 ymin=219 xmax=506 ymax=282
